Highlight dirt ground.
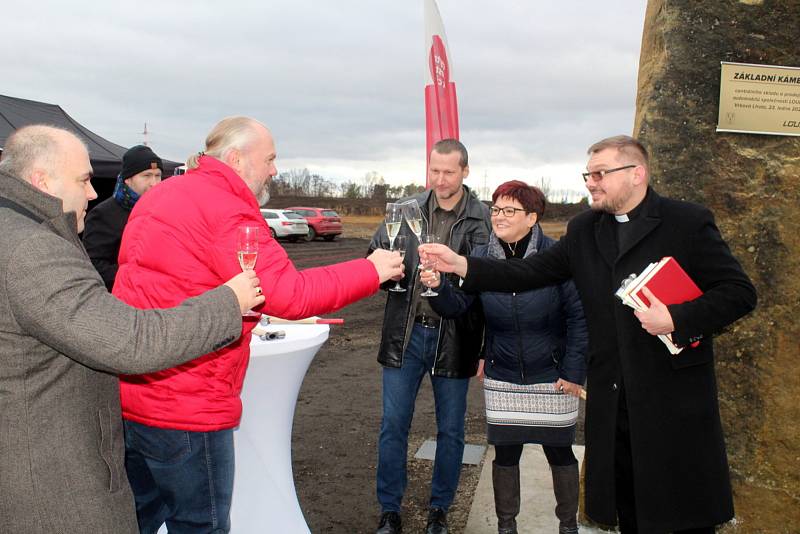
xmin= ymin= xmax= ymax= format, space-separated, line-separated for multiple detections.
xmin=288 ymin=218 xmax=579 ymax=533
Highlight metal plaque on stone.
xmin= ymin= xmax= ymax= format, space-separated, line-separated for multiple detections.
xmin=717 ymin=61 xmax=800 ymax=136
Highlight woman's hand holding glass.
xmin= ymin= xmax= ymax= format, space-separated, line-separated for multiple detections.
xmin=419 ymin=265 xmax=442 ymax=290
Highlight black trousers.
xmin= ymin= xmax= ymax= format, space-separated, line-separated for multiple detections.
xmin=615 ymin=387 xmax=715 ymax=534
xmin=494 ymin=443 xmax=576 ymax=467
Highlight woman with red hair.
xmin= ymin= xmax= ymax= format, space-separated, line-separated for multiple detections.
xmin=423 ymin=180 xmax=587 ymax=533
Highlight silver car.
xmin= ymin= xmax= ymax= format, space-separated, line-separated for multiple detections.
xmin=260 ymin=209 xmax=309 ymax=242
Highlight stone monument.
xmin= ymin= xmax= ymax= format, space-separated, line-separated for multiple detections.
xmin=634 ymin=0 xmax=800 ymax=531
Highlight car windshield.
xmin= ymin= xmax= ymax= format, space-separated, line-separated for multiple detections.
xmin=284 ymin=212 xmax=305 ymax=220
xmin=322 ymin=210 xmax=339 ymax=218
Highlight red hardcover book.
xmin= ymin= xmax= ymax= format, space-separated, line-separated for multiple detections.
xmin=629 ymin=257 xmax=702 ymax=309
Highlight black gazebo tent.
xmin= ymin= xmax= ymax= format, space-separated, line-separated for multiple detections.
xmin=0 ymin=94 xmax=182 ymax=204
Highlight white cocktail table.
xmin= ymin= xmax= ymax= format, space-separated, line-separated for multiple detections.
xmin=231 ymin=323 xmax=329 ymax=533
xmin=155 ymin=323 xmax=328 ymax=533
xmin=158 ymin=324 xmax=330 ymax=534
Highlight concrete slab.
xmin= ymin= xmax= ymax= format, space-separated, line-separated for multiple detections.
xmin=414 ymin=439 xmax=486 ymax=466
xmin=465 ymin=444 xmax=617 ymax=533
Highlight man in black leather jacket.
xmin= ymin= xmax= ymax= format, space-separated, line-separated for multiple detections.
xmin=367 ymin=139 xmax=491 ymax=534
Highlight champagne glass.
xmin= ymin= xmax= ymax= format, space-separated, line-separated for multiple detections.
xmin=385 ymin=203 xmax=403 ymax=246
xmin=420 ymin=233 xmax=439 ymax=297
xmin=401 ymin=200 xmax=423 ymax=242
xmin=237 ymin=225 xmax=260 ymax=316
xmin=388 ymin=235 xmax=408 ymax=292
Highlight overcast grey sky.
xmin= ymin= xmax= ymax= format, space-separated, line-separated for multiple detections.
xmin=1 ymin=1 xmax=647 ymax=199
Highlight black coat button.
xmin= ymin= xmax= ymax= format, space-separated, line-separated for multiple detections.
xmin=612 ymin=383 xmax=618 ymax=391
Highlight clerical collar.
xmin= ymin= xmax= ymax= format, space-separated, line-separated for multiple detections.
xmin=613 ymin=189 xmax=649 ymax=223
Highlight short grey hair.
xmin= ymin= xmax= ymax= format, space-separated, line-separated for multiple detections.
xmin=186 ymin=116 xmax=265 ymax=169
xmin=0 ymin=125 xmax=83 ymax=179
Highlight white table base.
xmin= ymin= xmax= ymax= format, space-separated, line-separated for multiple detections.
xmin=157 ymin=323 xmax=329 ymax=533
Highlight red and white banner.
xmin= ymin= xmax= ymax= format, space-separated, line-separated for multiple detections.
xmin=424 ymin=0 xmax=459 ymax=187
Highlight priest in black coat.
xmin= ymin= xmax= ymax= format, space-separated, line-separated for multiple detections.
xmin=419 ymin=135 xmax=757 ymax=533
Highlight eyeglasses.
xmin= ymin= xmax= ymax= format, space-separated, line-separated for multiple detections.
xmin=581 ymin=164 xmax=637 ymax=182
xmin=489 ymin=206 xmax=528 ymax=217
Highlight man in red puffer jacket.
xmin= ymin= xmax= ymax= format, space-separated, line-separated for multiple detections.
xmin=113 ymin=116 xmax=403 ymax=534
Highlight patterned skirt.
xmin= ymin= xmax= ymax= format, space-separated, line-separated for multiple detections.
xmin=484 ymin=377 xmax=579 ymax=447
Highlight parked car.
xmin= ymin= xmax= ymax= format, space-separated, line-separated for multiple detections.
xmin=260 ymin=209 xmax=309 ymax=242
xmin=287 ymin=207 xmax=343 ymax=241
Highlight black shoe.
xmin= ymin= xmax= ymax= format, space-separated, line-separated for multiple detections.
xmin=425 ymin=508 xmax=448 ymax=534
xmin=375 ymin=511 xmax=402 ymax=534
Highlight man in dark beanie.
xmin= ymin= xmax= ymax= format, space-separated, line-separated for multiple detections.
xmin=83 ymin=145 xmax=164 ymax=289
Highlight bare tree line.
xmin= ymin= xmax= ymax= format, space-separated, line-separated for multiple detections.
xmin=270 ymin=168 xmax=586 ymax=203
xmin=269 ymin=168 xmax=425 ymax=200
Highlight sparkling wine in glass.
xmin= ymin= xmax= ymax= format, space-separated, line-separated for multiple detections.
xmin=401 ymin=200 xmax=423 ymax=242
xmin=385 ymin=203 xmax=403 ymax=245
xmin=420 ymin=233 xmax=439 ymax=297
xmin=237 ymin=225 xmax=260 ymax=316
xmin=238 ymin=251 xmax=257 ymax=271
xmin=388 ymin=235 xmax=407 ymax=293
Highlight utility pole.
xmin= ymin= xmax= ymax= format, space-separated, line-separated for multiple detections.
xmin=141 ymin=122 xmax=149 ymax=146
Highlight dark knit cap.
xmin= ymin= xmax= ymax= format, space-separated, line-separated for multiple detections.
xmin=120 ymin=145 xmax=163 ymax=180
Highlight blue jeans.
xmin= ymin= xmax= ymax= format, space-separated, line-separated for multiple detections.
xmin=377 ymin=323 xmax=470 ymax=513
xmin=123 ymin=420 xmax=235 ymax=534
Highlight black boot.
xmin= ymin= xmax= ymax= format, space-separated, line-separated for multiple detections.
xmin=375 ymin=511 xmax=402 ymax=534
xmin=492 ymin=461 xmax=520 ymax=534
xmin=425 ymin=508 xmax=448 ymax=534
xmin=551 ymin=463 xmax=579 ymax=534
